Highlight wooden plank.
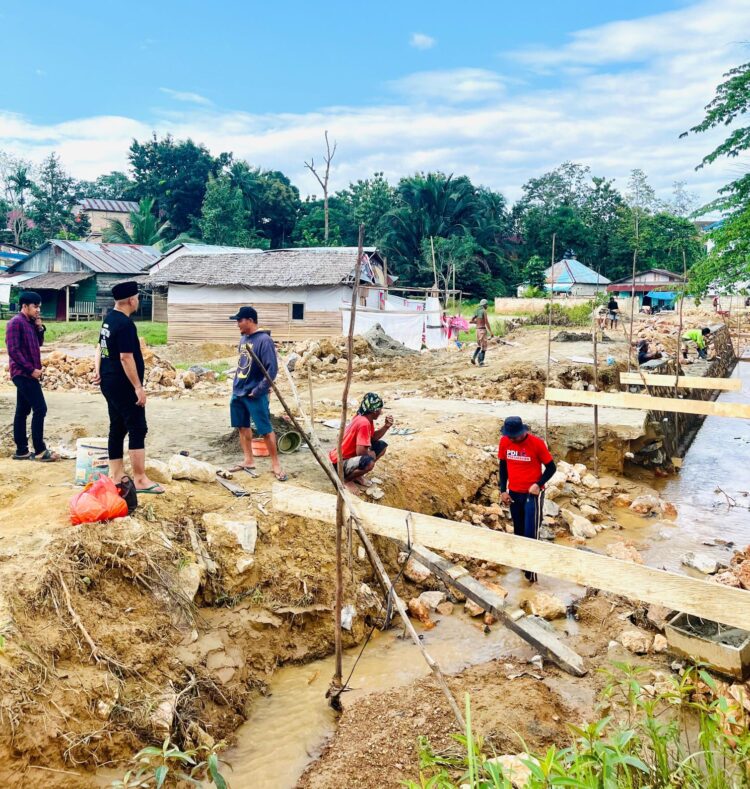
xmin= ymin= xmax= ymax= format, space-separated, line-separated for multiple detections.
xmin=273 ymin=484 xmax=750 ymax=632
xmin=409 ymin=544 xmax=586 ymax=676
xmin=545 ymin=387 xmax=750 ymax=420
xmin=619 ymin=372 xmax=741 ymax=392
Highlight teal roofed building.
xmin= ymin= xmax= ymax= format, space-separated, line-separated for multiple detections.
xmin=544 ymin=251 xmax=610 ymax=297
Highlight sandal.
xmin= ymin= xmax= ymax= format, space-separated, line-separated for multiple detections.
xmin=135 ymin=483 xmax=165 ymax=495
xmin=34 ymin=449 xmax=60 ymax=462
xmin=242 ymin=467 xmax=260 ymax=479
xmin=229 ymin=464 xmax=258 ymax=474
xmin=12 ymin=451 xmax=33 ymax=460
xmin=273 ymin=471 xmax=289 ymax=482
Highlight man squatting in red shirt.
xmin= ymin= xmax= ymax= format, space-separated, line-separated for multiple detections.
xmin=498 ymin=416 xmax=557 ymax=584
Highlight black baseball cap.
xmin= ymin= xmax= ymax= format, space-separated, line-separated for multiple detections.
xmin=229 ymin=306 xmax=258 ymax=321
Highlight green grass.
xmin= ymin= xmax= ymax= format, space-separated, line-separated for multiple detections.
xmin=0 ymin=320 xmax=167 ymax=348
xmin=407 ymin=664 xmax=750 ymax=788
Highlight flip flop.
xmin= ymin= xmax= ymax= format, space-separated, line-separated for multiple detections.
xmin=135 ymin=483 xmax=165 ymax=495
xmin=35 ymin=449 xmax=60 ymax=462
xmin=12 ymin=451 xmax=33 ymax=460
xmin=242 ymin=467 xmax=260 ymax=478
xmin=273 ymin=471 xmax=289 ymax=482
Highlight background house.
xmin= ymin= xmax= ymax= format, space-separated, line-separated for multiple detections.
xmin=607 ymin=268 xmax=685 ymax=310
xmin=545 ymin=252 xmax=610 ymax=296
xmin=77 ymin=198 xmax=139 ymax=240
xmin=3 ymin=239 xmax=159 ymax=320
xmin=0 ymin=242 xmax=30 ymax=271
xmin=150 ymin=246 xmax=386 ymax=343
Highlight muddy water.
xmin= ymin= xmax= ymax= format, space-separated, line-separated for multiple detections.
xmin=225 ymin=612 xmax=532 ymax=789
xmin=596 ymin=362 xmax=750 ymax=571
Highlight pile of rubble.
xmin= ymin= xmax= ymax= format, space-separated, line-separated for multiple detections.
xmin=289 ymin=324 xmax=418 ymax=381
xmin=1 ymin=342 xmax=221 ymax=394
xmin=454 ymin=460 xmax=677 ymax=542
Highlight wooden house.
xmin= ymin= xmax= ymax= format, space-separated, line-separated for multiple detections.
xmin=607 ymin=268 xmax=685 ymax=310
xmin=2 ymin=239 xmax=159 ymax=320
xmin=77 ymin=198 xmax=139 ymax=240
xmin=150 ymin=246 xmax=386 ymax=343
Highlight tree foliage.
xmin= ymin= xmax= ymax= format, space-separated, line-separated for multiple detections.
xmin=128 ymin=134 xmax=230 ymax=238
xmin=28 ymin=154 xmax=89 ymax=243
xmin=199 ymin=175 xmax=266 ymax=248
xmin=76 ymin=171 xmax=133 ymax=201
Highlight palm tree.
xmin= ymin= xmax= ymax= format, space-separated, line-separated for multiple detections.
xmin=7 ymin=165 xmax=33 ymax=246
xmin=102 ymin=197 xmax=197 ymax=250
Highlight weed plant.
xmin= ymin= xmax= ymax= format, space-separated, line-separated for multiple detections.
xmin=406 ymin=664 xmax=750 ymax=788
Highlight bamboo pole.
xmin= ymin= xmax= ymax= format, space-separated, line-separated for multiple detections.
xmin=330 ymin=225 xmax=365 ymax=696
xmin=430 ymin=236 xmax=438 ymax=289
xmin=627 ymin=211 xmax=640 ymax=371
xmin=592 ymin=270 xmax=600 ymax=475
xmin=544 ymin=233 xmax=557 ymax=443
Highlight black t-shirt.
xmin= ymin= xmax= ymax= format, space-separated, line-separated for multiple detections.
xmin=99 ymin=309 xmax=144 ymax=389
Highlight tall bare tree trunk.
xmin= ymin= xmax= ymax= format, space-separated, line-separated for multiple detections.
xmin=305 ymin=131 xmax=337 ymax=244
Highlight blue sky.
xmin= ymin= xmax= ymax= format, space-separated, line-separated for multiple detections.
xmin=0 ymin=0 xmax=746 ymax=206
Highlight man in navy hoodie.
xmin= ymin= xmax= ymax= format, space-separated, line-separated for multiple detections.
xmin=228 ymin=306 xmax=287 ymax=481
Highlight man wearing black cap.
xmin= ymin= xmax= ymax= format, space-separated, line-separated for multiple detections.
xmin=93 ymin=281 xmax=164 ymax=494
xmin=6 ymin=291 xmax=59 ymax=461
xmin=498 ymin=416 xmax=556 ymax=583
xmin=228 ymin=306 xmax=287 ymax=481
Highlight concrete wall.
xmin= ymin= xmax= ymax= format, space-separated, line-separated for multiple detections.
xmin=494 ymin=296 xmax=593 ymax=314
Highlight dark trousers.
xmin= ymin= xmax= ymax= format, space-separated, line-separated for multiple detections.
xmin=101 ymin=383 xmax=148 ymax=460
xmin=509 ymin=490 xmax=544 ymax=580
xmin=12 ymin=375 xmax=47 ymax=455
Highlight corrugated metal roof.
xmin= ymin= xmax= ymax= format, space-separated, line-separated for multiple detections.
xmin=145 ymin=243 xmax=260 ymax=270
xmin=48 ymin=240 xmax=160 ymax=274
xmin=546 ymin=258 xmax=610 ymax=285
xmin=80 ymin=198 xmax=139 ymax=213
xmin=19 ymin=272 xmax=94 ymax=290
xmin=151 ymin=247 xmax=378 ymax=288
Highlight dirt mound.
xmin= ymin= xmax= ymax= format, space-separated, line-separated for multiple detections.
xmin=418 ymin=363 xmax=547 ymax=403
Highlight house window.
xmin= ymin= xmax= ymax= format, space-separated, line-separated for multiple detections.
xmin=291 ymin=303 xmax=305 ymax=321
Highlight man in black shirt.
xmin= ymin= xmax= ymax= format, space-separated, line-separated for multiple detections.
xmin=94 ymin=281 xmax=164 ymax=494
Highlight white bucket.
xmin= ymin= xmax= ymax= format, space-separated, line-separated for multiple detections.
xmin=75 ymin=437 xmax=109 ymax=486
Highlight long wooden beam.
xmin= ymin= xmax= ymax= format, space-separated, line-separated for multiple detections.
xmin=545 ymin=387 xmax=750 ymax=419
xmin=619 ymin=372 xmax=741 ymax=392
xmin=273 ymin=484 xmax=750 ymax=632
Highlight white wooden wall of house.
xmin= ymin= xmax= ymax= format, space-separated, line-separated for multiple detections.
xmin=166 ymin=283 xmax=351 ymax=343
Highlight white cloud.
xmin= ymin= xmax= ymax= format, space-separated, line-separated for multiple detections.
xmin=388 ymin=68 xmax=505 ymax=103
xmin=2 ymin=1 xmax=747 ymax=210
xmin=159 ymin=87 xmax=213 ymax=106
xmin=410 ymin=32 xmax=436 ymax=50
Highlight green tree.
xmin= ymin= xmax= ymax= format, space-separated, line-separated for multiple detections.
xmin=291 ymin=198 xmax=344 ymax=246
xmin=682 ymin=60 xmax=750 ymax=211
xmin=76 ymin=171 xmax=133 ymax=200
xmin=522 ymin=255 xmax=548 ymax=290
xmin=128 ymin=134 xmax=231 ymax=238
xmin=689 ymin=207 xmax=750 ymax=294
xmin=229 ymin=162 xmax=300 ymax=248
xmin=198 ymin=175 xmax=266 ymax=248
xmin=639 ymin=212 xmax=703 ymax=272
xmin=28 ymin=154 xmax=90 ymax=240
xmin=101 ymin=196 xmax=194 ymax=250
xmin=336 ymin=172 xmax=396 ymax=245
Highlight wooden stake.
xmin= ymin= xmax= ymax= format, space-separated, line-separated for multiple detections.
xmin=430 ymin=236 xmax=438 ymax=290
xmin=627 ymin=206 xmax=640 ymax=371
xmin=592 ymin=269 xmax=600 ymax=475
xmin=544 ymin=233 xmax=556 ymax=443
xmin=330 ymin=225 xmax=365 ymax=696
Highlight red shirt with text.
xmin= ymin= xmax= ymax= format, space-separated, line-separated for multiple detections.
xmin=498 ymin=433 xmax=553 ymax=493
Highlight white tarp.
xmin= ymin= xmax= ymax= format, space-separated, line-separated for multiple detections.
xmin=0 ymin=272 xmax=36 ymax=305
xmin=168 ymin=283 xmax=348 ymax=309
xmin=424 ymin=296 xmax=448 ymax=349
xmin=341 ymin=300 xmax=447 ymax=351
xmin=385 ymin=294 xmax=425 ymax=312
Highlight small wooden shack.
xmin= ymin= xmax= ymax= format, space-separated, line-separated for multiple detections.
xmin=78 ymin=198 xmax=138 ymax=240
xmin=3 ymin=239 xmax=159 ymax=320
xmin=150 ymin=246 xmax=386 ymax=343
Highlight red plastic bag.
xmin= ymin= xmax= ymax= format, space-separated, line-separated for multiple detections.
xmin=69 ymin=474 xmax=128 ymax=525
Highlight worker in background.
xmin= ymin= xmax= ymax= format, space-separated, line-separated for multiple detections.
xmin=94 ymin=282 xmax=164 ymax=494
xmin=6 ymin=291 xmax=59 ymax=461
xmin=229 ymin=305 xmax=287 ymax=481
xmin=329 ymin=392 xmax=393 ymax=490
xmin=682 ymin=327 xmax=711 ymax=361
xmin=470 ymin=298 xmax=493 ymax=367
xmin=606 ymin=296 xmax=619 ymax=330
xmin=498 ymin=416 xmax=556 ymax=584
xmin=637 ymin=339 xmax=662 ymax=366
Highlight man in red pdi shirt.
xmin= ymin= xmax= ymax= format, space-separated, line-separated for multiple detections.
xmin=497 ymin=416 xmax=557 ymax=583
